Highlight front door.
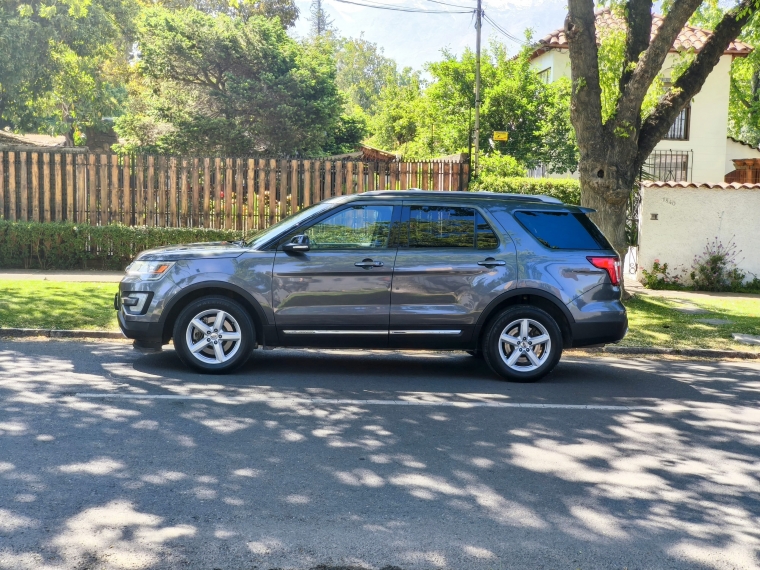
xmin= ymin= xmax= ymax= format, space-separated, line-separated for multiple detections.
xmin=272 ymin=203 xmax=399 ymax=347
xmin=390 ymin=203 xmax=518 ymax=348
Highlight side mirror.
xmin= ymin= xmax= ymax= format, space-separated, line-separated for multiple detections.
xmin=282 ymin=234 xmax=310 ymax=253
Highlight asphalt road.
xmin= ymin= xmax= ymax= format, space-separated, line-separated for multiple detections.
xmin=1 ymin=340 xmax=759 ymax=570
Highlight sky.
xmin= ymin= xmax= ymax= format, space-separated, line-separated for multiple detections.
xmin=290 ymin=0 xmax=569 ymax=71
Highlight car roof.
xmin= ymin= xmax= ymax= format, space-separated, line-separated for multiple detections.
xmin=346 ymin=189 xmax=565 ymax=205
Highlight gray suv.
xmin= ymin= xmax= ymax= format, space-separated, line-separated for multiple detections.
xmin=116 ymin=190 xmax=627 ymax=382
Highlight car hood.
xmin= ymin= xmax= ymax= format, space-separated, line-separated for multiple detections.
xmin=135 ymin=241 xmax=246 ymax=261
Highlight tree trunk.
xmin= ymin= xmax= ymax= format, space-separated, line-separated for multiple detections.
xmin=578 ymin=155 xmax=635 ymax=296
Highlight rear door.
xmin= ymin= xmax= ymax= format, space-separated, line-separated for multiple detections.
xmin=389 ymin=203 xmax=518 ymax=348
xmin=272 ymin=202 xmax=400 ymax=347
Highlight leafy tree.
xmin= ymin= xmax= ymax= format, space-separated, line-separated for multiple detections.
xmin=157 ymin=0 xmax=299 ymax=27
xmin=334 ymin=34 xmax=397 ymax=113
xmin=0 ymin=0 xmax=137 ymax=143
xmin=364 ymin=42 xmax=577 ymax=172
xmin=565 ymin=0 xmax=760 ymax=259
xmin=115 ymin=7 xmax=343 ymax=156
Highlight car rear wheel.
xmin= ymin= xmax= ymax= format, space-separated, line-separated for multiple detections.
xmin=173 ymin=296 xmax=254 ymax=373
xmin=482 ymin=306 xmax=562 ymax=382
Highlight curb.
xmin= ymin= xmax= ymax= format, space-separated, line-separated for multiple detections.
xmin=603 ymin=345 xmax=760 ymax=359
xmin=0 ymin=328 xmax=124 ymax=340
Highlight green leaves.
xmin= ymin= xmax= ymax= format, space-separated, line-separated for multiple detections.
xmin=115 ymin=7 xmax=342 ymax=156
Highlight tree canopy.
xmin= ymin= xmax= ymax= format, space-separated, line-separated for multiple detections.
xmin=115 ymin=7 xmax=342 ymax=156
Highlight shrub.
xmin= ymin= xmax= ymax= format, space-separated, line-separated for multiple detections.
xmin=477 ymin=152 xmax=526 ymax=179
xmin=0 ymin=221 xmax=243 ymax=270
xmin=470 ymin=176 xmax=581 ymax=205
xmin=641 ymin=260 xmax=683 ymax=290
xmin=689 ymin=236 xmax=745 ymax=292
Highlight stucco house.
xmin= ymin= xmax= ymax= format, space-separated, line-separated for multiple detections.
xmin=528 ymin=8 xmax=759 ymax=183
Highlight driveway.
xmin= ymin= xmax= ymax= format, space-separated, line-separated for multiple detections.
xmin=1 ymin=340 xmax=759 ymax=569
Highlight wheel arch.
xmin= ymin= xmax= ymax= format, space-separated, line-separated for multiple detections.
xmin=159 ymin=281 xmax=267 ymax=345
xmin=476 ymin=289 xmax=574 ymax=349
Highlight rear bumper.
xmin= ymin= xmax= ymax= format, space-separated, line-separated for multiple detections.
xmin=570 ymin=314 xmax=628 ymax=348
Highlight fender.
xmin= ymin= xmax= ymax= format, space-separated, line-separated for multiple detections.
xmin=476 ymin=287 xmax=576 ymax=328
xmin=158 ymin=280 xmax=271 ymax=338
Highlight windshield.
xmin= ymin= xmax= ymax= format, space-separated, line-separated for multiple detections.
xmin=245 ymin=201 xmax=337 ymax=249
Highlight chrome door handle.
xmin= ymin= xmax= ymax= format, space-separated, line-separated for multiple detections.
xmin=355 ymin=259 xmax=384 ymax=269
xmin=478 ymin=258 xmax=506 ymax=267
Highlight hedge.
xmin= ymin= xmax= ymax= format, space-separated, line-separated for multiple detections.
xmin=0 ymin=221 xmax=244 ymax=270
xmin=470 ymin=177 xmax=581 ymax=205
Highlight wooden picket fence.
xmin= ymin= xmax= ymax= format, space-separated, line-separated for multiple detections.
xmin=0 ymin=150 xmax=470 ymax=230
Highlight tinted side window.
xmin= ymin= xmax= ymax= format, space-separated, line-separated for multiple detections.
xmin=476 ymin=212 xmax=499 ymax=250
xmin=513 ymin=211 xmax=612 ymax=250
xmin=409 ymin=206 xmax=475 ymax=248
xmin=304 ymin=205 xmax=394 ymax=249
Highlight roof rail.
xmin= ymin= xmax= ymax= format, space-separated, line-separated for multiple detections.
xmin=359 ymin=189 xmax=565 ymax=204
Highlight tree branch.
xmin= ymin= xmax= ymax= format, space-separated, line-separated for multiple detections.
xmin=638 ymin=0 xmax=759 ymax=163
xmin=619 ymin=0 xmax=653 ymax=92
xmin=731 ymin=75 xmax=751 ymax=109
xmin=616 ymin=0 xmax=703 ymax=124
xmin=565 ymin=0 xmax=605 ymax=155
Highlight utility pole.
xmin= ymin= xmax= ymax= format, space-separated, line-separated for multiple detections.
xmin=473 ymin=0 xmax=482 ymax=176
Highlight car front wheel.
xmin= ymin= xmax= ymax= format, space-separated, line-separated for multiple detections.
xmin=173 ymin=296 xmax=255 ymax=373
xmin=482 ymin=306 xmax=562 ymax=382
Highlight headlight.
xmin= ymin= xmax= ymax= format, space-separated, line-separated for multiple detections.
xmin=125 ymin=261 xmax=175 ymax=280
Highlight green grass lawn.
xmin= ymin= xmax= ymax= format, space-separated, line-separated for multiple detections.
xmin=622 ymin=294 xmax=760 ymax=352
xmin=0 ymin=281 xmax=758 ymax=352
xmin=0 ymin=281 xmax=118 ymax=330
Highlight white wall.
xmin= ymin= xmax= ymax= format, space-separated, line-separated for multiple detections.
xmin=637 ymin=185 xmax=760 ymax=282
xmin=725 ymin=138 xmax=760 ymax=174
xmin=653 ymin=54 xmax=732 ymax=183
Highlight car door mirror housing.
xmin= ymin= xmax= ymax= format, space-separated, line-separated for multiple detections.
xmin=282 ymin=234 xmax=310 ymax=253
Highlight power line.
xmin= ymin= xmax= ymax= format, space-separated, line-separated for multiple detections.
xmin=423 ymin=0 xmax=476 ymax=8
xmin=482 ymin=12 xmax=527 ymax=45
xmin=332 ymin=0 xmax=473 ymax=13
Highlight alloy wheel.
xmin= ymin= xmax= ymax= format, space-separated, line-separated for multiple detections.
xmin=185 ymin=309 xmax=243 ymax=364
xmin=497 ymin=318 xmax=552 ymax=372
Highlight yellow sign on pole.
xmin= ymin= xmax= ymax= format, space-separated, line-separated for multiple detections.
xmin=493 ymin=131 xmax=509 ymax=142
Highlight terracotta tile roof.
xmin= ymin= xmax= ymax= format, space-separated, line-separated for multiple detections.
xmin=532 ymin=8 xmax=753 ymax=59
xmin=642 ymin=181 xmax=760 ymax=189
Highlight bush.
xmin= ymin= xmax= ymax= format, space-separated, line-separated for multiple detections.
xmin=689 ymin=237 xmax=745 ymax=292
xmin=0 ymin=221 xmax=243 ymax=270
xmin=641 ymin=260 xmax=684 ymax=290
xmin=470 ymin=176 xmax=580 ymax=205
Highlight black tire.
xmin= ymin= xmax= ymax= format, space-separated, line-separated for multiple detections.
xmin=173 ymin=295 xmax=255 ymax=374
xmin=482 ymin=305 xmax=563 ymax=382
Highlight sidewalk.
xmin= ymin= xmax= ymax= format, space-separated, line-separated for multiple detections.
xmin=0 ymin=269 xmax=123 ymax=282
xmin=625 ymin=276 xmax=760 ymax=301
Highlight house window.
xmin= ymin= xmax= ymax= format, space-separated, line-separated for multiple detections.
xmin=642 ymin=150 xmax=693 ymax=181
xmin=537 ymin=68 xmax=551 ymax=83
xmin=664 ymin=106 xmax=690 ymax=140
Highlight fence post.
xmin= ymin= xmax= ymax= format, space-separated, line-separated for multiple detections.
xmin=19 ymin=152 xmax=28 ymax=221
xmin=246 ymin=158 xmax=255 ymax=232
xmin=169 ymin=157 xmax=178 ymax=227
xmin=256 ymin=158 xmax=265 ymax=230
xmin=302 ymin=160 xmax=311 ymax=208
xmin=191 ymin=158 xmax=199 ymax=227
xmin=42 ymin=152 xmax=52 ymax=222
xmin=65 ymin=154 xmax=74 ymax=220
xmin=89 ymin=154 xmax=97 ymax=225
xmin=7 ymin=152 xmax=16 ymax=221
xmin=268 ymin=159 xmax=277 ymax=226
xmin=290 ymin=159 xmax=299 ymax=215
xmin=180 ymin=157 xmax=189 ymax=228
xmin=54 ymin=154 xmax=63 ymax=222
xmin=236 ymin=158 xmax=244 ymax=230
xmin=76 ymin=155 xmax=86 ymax=223
xmin=202 ymin=158 xmax=211 ymax=228
xmin=147 ymin=156 xmax=155 ymax=227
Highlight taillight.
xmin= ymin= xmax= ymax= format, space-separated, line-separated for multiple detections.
xmin=587 ymin=256 xmax=621 ymax=286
